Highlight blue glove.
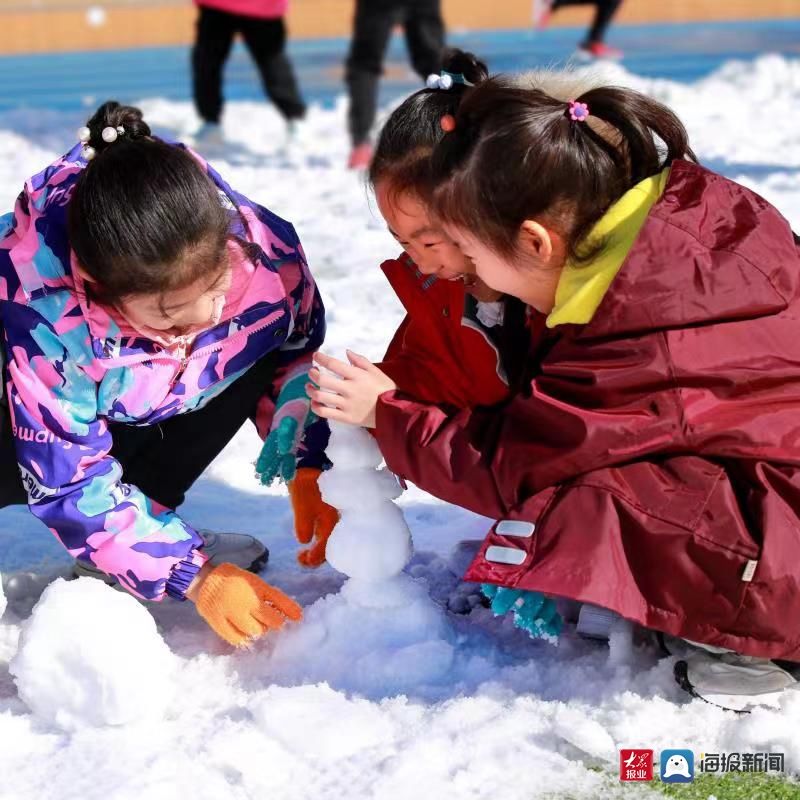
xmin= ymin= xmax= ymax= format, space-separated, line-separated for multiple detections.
xmin=482 ymin=584 xmax=562 ymax=642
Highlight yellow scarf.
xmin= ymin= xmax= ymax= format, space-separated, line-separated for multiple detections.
xmin=546 ymin=168 xmax=670 ymax=328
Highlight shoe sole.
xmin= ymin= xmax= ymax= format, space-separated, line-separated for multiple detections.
xmin=247 ymin=547 xmax=270 ymax=573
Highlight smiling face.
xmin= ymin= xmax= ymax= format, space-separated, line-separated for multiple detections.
xmin=117 ymin=258 xmax=232 ymax=337
xmin=444 ymin=223 xmax=567 ymax=314
xmin=375 ymin=181 xmax=474 ymax=284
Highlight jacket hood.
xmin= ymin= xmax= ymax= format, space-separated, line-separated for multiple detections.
xmin=578 ymin=160 xmax=800 ymax=339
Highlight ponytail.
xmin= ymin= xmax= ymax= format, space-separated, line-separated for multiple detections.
xmin=428 ymin=76 xmax=695 ymax=261
xmin=369 ymin=48 xmax=489 ymax=200
xmin=68 ymin=101 xmax=231 ymax=305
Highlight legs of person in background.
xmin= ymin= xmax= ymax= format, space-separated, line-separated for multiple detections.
xmin=192 ymin=5 xmax=237 ymax=144
xmin=578 ymin=0 xmax=623 ymax=58
xmin=240 ymin=15 xmax=307 ymax=141
xmin=535 ymin=0 xmax=624 ymax=59
xmin=531 ymin=0 xmax=554 ymax=29
xmin=403 ymin=0 xmax=445 ymax=80
xmin=345 ymin=0 xmax=400 ymax=169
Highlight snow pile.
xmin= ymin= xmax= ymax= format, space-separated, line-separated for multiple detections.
xmin=10 ymin=578 xmax=178 ymax=731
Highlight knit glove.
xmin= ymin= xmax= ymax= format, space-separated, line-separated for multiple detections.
xmin=481 ymin=584 xmax=562 ymax=642
xmin=289 ymin=467 xmax=340 ymax=568
xmin=196 ymin=563 xmax=302 ymax=646
xmin=256 ymin=370 xmax=317 ymax=486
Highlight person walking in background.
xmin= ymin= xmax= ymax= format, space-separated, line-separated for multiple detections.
xmin=532 ymin=0 xmax=623 ymax=60
xmin=191 ymin=0 xmax=306 ymax=147
xmin=345 ymin=0 xmax=445 ymax=170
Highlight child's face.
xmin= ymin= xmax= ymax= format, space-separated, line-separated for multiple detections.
xmin=119 ymin=262 xmax=232 ymax=336
xmin=445 ymin=224 xmax=565 ymax=315
xmin=375 ymin=182 xmax=474 ymax=284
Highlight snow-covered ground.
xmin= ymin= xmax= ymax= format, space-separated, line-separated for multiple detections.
xmin=1 ymin=55 xmax=800 ymax=800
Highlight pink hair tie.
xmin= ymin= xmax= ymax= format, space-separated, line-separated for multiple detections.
xmin=568 ymin=100 xmax=590 ymax=122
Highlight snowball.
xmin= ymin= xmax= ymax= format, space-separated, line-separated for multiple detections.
xmin=10 ymin=578 xmax=178 ymax=730
xmin=324 ymin=423 xmax=383 ymax=470
xmin=326 ymin=507 xmax=412 ymax=582
xmin=319 ymin=464 xmax=401 ymax=509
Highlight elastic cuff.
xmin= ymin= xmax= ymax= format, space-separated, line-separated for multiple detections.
xmin=297 ymin=453 xmax=332 ymax=472
xmin=166 ymin=548 xmax=210 ymax=601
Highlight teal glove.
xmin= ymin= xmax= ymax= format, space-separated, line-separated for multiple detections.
xmin=256 ymin=371 xmax=318 ymax=486
xmin=256 ymin=416 xmax=301 ymax=485
xmin=482 ymin=584 xmax=562 ymax=643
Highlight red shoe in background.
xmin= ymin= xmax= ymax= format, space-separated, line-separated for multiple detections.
xmin=578 ymin=41 xmax=624 ymax=60
xmin=347 ymin=142 xmax=374 ymax=170
xmin=531 ymin=0 xmax=553 ymax=29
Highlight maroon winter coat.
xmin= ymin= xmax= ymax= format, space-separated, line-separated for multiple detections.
xmin=374 ymin=160 xmax=800 ymax=661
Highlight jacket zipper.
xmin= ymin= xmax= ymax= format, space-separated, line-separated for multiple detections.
xmin=162 ymin=316 xmax=283 ymax=387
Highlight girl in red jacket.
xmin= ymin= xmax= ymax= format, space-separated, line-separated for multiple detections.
xmin=368 ymin=49 xmax=523 ymax=411
xmin=309 ymin=75 xmax=800 ymax=711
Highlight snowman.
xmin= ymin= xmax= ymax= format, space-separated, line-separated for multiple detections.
xmin=262 ymin=422 xmax=454 ymax=695
xmin=318 ymin=423 xmax=420 ymax=608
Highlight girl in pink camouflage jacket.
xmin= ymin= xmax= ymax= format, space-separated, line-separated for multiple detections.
xmin=0 ymin=101 xmax=337 ymax=647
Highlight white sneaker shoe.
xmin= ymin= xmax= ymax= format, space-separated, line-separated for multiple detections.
xmin=73 ymin=530 xmax=269 ymax=584
xmin=192 ymin=122 xmax=225 ymax=152
xmin=674 ymin=649 xmax=799 ymax=713
xmin=576 ymin=603 xmax=621 ymax=640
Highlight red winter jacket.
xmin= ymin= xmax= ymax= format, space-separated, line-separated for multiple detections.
xmin=375 ymin=161 xmax=800 ymax=661
xmin=377 ymin=254 xmax=512 ymax=409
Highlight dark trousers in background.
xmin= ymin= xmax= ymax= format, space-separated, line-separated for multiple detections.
xmin=192 ymin=6 xmax=307 ymax=124
xmin=346 ymin=0 xmax=445 ymax=146
xmin=552 ymin=0 xmax=623 ymax=44
xmin=0 ymin=352 xmax=278 ymax=512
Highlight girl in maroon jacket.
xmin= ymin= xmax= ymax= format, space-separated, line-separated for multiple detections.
xmin=309 ymin=73 xmax=800 ymax=711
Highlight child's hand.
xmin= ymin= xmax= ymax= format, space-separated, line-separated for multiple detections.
xmin=188 ymin=562 xmax=302 ymax=646
xmin=307 ymin=351 xmax=397 ymax=429
xmin=289 ymin=467 xmax=340 ymax=567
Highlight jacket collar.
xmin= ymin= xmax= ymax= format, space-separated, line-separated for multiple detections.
xmin=547 ymin=168 xmax=669 ymax=328
xmin=561 ymin=161 xmax=798 ymax=339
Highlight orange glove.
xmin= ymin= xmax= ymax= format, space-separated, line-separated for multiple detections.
xmin=288 ymin=467 xmax=340 ymax=568
xmin=195 ymin=562 xmax=302 ymax=646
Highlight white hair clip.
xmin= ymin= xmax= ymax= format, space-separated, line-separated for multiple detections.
xmin=426 ymin=71 xmax=474 ymax=91
xmin=77 ymin=124 xmax=125 ymax=160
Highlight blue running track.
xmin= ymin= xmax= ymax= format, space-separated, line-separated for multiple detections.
xmin=0 ymin=18 xmax=798 ymax=112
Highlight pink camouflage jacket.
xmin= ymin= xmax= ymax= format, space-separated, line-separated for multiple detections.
xmin=0 ymin=142 xmax=327 ymax=601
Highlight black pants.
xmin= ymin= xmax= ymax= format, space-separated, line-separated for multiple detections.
xmin=552 ymin=0 xmax=623 ymax=44
xmin=192 ymin=6 xmax=306 ymax=124
xmin=0 ymin=352 xmax=278 ymax=511
xmin=345 ymin=0 xmax=445 ymax=146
